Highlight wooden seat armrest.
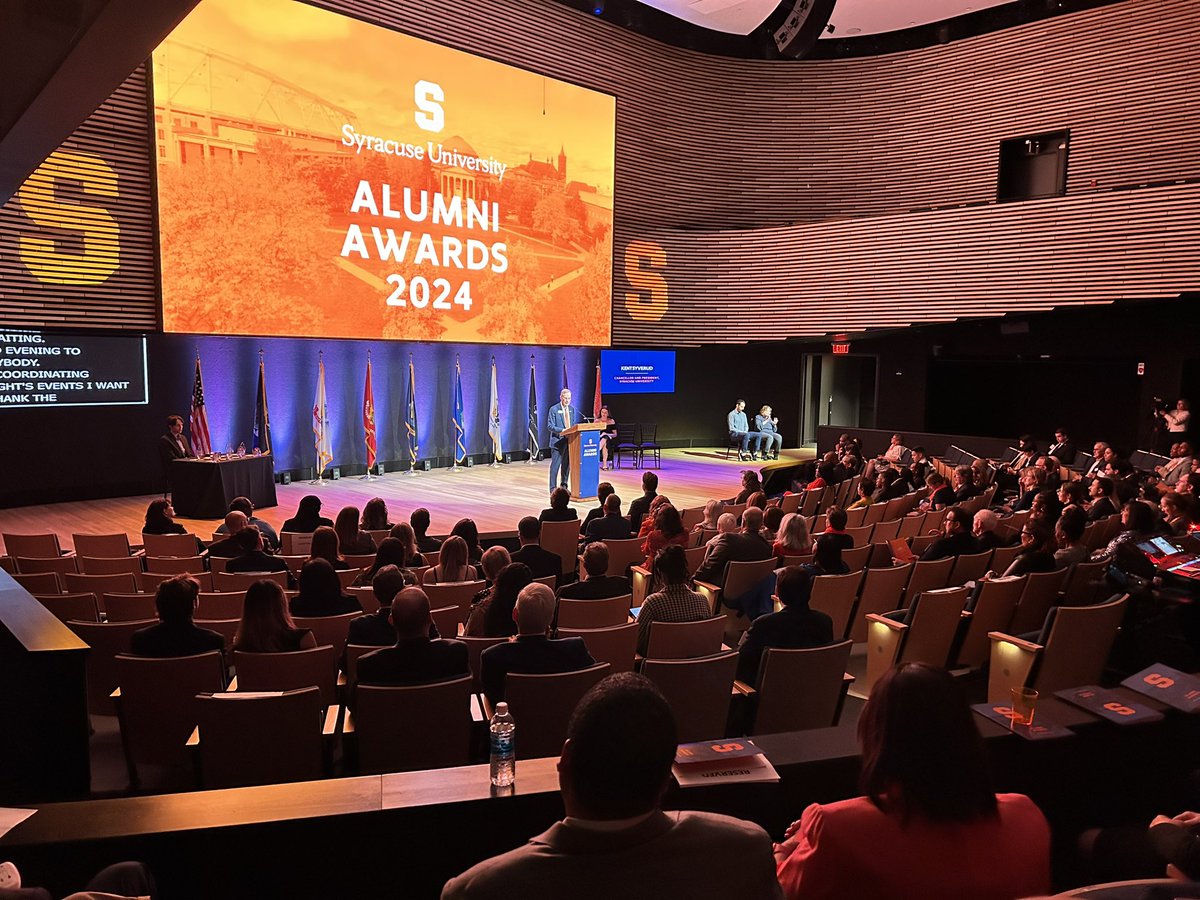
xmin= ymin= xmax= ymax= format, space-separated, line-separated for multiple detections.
xmin=186 ymin=726 xmax=200 ymax=747
xmin=843 ymin=672 xmax=856 ymax=686
xmin=865 ymin=613 xmax=907 ymax=633
xmin=693 ymin=579 xmax=721 ymax=593
xmin=227 ymin=675 xmax=239 ymax=692
xmin=960 ymin=610 xmax=974 ymax=620
xmin=470 ymin=693 xmax=486 ymax=723
xmin=986 ymin=631 xmax=1043 ymax=652
xmin=341 ymin=709 xmax=355 ymax=734
xmin=110 ymin=687 xmax=121 ymax=700
xmin=131 ymin=549 xmax=146 ymax=558
xmin=481 ymin=694 xmax=495 ymax=721
xmin=733 ymin=680 xmax=757 ymax=696
xmin=322 ymin=705 xmax=341 ymax=736
xmin=631 ymin=564 xmax=651 ymax=578
xmin=337 ymin=672 xmax=347 ymax=687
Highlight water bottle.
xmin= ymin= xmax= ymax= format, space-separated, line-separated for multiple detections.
xmin=489 ymin=702 xmax=516 ymax=787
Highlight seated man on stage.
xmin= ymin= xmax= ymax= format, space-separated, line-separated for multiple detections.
xmin=158 ymin=414 xmax=194 ymax=491
xmin=754 ymin=405 xmax=783 ymax=460
xmin=547 ymin=388 xmax=575 ymax=492
xmin=726 ymin=399 xmax=762 ymax=462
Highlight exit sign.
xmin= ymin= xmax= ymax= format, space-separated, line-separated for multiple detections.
xmin=832 ymin=342 xmax=851 ymax=355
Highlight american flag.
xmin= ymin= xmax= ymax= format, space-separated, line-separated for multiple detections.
xmin=190 ymin=356 xmax=212 ymax=456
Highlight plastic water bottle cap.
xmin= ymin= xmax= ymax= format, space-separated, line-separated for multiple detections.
xmin=496 ymin=702 xmax=508 ymax=715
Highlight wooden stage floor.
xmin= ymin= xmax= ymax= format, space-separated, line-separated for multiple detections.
xmin=0 ymin=448 xmax=815 ymax=552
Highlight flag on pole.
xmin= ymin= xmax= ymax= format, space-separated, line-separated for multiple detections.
xmin=252 ymin=353 xmax=271 ymax=454
xmin=452 ymin=355 xmax=466 ymax=465
xmin=405 ymin=356 xmax=419 ymax=466
xmin=593 ymin=361 xmax=602 ymax=419
xmin=488 ymin=357 xmax=503 ymax=462
xmin=189 ymin=356 xmax=212 ymax=456
xmin=363 ymin=357 xmax=377 ymax=470
xmin=313 ymin=355 xmax=333 ymax=476
xmin=562 ymin=356 xmax=569 ymax=393
xmin=528 ymin=358 xmax=540 ymax=459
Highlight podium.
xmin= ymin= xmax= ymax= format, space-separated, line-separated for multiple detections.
xmin=563 ymin=422 xmax=606 ymax=501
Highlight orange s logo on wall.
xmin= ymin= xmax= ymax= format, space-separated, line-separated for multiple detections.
xmin=624 ymin=240 xmax=668 ymax=322
xmin=17 ymin=150 xmax=120 ymax=285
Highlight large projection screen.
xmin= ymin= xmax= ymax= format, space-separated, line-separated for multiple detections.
xmin=152 ymin=0 xmax=616 ymax=346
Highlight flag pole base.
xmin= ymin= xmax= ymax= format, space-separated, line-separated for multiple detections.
xmin=308 ymin=477 xmax=327 ymax=486
xmin=449 ymin=464 xmax=463 ymax=473
xmin=359 ymin=473 xmax=378 ymax=481
xmin=402 ymin=467 xmax=419 ymax=477
xmin=488 ymin=461 xmax=501 ymax=468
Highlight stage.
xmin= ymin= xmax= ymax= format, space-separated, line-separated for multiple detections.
xmin=0 ymin=448 xmax=816 ymax=551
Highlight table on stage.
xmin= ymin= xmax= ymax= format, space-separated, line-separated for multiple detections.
xmin=169 ymin=454 xmax=277 ymax=519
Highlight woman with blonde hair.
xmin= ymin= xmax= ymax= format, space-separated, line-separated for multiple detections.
xmin=773 ymin=513 xmax=813 ymax=561
xmin=387 ymin=521 xmax=427 ymax=567
xmin=422 ymin=535 xmax=478 ymax=584
xmin=233 ymin=580 xmax=316 ymax=653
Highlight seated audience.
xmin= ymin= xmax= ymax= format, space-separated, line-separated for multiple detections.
xmin=972 ymin=509 xmax=1010 ymax=552
xmin=579 ymin=482 xmax=615 ymax=536
xmin=873 ymin=469 xmax=907 ymax=505
xmin=207 ymin=510 xmax=249 ymax=558
xmin=1048 ymin=427 xmax=1076 ymax=463
xmin=636 ymin=545 xmax=711 ymax=656
xmin=308 ymin=525 xmax=348 ymax=571
xmin=1035 ymin=454 xmax=1063 ymax=492
xmin=1156 ymin=441 xmax=1194 ymax=490
xmin=225 ymin=526 xmax=290 ymax=577
xmin=691 ymin=499 xmax=724 ymax=536
xmin=774 ymin=663 xmax=1050 ymax=900
xmin=628 ymin=471 xmax=659 ymax=532
xmin=1087 ymin=476 xmax=1120 ymax=521
xmin=952 ymin=465 xmax=979 ymax=502
xmin=387 ymin=521 xmax=428 ymax=568
xmin=233 ymin=580 xmax=316 ymax=654
xmin=1000 ymin=522 xmax=1057 ymax=577
xmin=466 ymin=562 xmax=532 ymax=638
xmin=411 ymin=507 xmax=442 ymax=554
xmin=214 ymin=495 xmax=279 ymax=550
xmin=821 ymin=508 xmax=854 ymax=554
xmin=733 ymin=469 xmax=765 ymax=505
xmin=920 ymin=506 xmax=981 ymax=561
xmin=763 ymin=505 xmax=785 ymax=541
xmin=1028 ymin=490 xmax=1063 ymax=529
xmin=347 ymin=565 xmax=410 ymax=647
xmin=558 ymin=543 xmax=631 ymax=600
xmin=289 ymin=558 xmax=361 ymax=618
xmin=335 ymin=505 xmax=378 ymax=555
xmin=1091 ymin=500 xmax=1160 ymax=580
xmin=801 ymin=533 xmax=850 ymax=577
xmin=746 ymin=491 xmax=768 ymax=512
xmin=442 ymin=673 xmax=780 ymax=899
xmin=423 ymin=535 xmax=480 ymax=585
xmin=509 ymin=516 xmax=562 ymax=580
xmin=1057 ymin=480 xmax=1086 ymax=509
xmin=705 ymin=512 xmax=739 ymax=555
xmin=539 ymin=486 xmax=579 ymax=523
xmin=923 ymin=473 xmax=956 ymax=511
xmin=360 ymin=497 xmax=393 ymax=532
xmin=692 ymin=507 xmax=773 ymax=586
xmin=1008 ymin=467 xmax=1045 ymax=513
xmin=736 ymin=567 xmax=834 ymax=685
xmin=280 ymin=494 xmax=333 ymax=534
xmin=142 ymin=498 xmax=187 ymax=535
xmin=359 ymin=537 xmax=415 ymax=586
xmin=904 ymin=446 xmax=931 ymax=490
xmin=357 ymin=586 xmax=468 ymax=687
xmin=1083 ymin=441 xmax=1109 ymax=479
xmin=1000 ymin=434 xmax=1038 ymax=475
xmin=637 ymin=494 xmax=673 ymax=539
xmin=773 ymin=513 xmax=813 ymax=562
xmin=848 ymin=479 xmax=874 ymax=509
xmin=479 ymin=583 xmax=595 ymax=704
xmin=1054 ymin=505 xmax=1090 ymax=569
xmin=450 ymin=517 xmax=484 ymax=563
xmin=1161 ymin=491 xmax=1193 ymax=536
xmin=130 ymin=574 xmax=225 ymax=659
xmin=583 ymin=493 xmax=632 ymax=544
xmin=640 ymin=504 xmax=690 ymax=565
xmin=1080 ymin=808 xmax=1200 ymax=885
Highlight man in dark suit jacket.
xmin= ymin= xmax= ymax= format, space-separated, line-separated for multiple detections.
xmin=736 ymin=567 xmax=834 ymax=685
xmin=920 ymin=506 xmax=982 ymax=561
xmin=225 ymin=527 xmax=290 ymax=576
xmin=627 ymin=471 xmax=659 ymax=532
xmin=347 ymin=565 xmax=410 ymax=647
xmin=692 ymin=507 xmax=774 ymax=586
xmin=480 ymin=583 xmax=596 ymax=704
xmin=558 ymin=543 xmax=630 ymax=600
xmin=158 ymin=414 xmax=194 ymax=467
xmin=579 ymin=482 xmax=615 ymax=536
xmin=207 ymin=511 xmax=249 ymax=558
xmin=582 ymin=494 xmax=633 ymax=545
xmin=131 ymin=574 xmax=225 ymax=660
xmin=509 ymin=516 xmax=562 ymax=580
xmin=1047 ymin=429 xmax=1076 ymax=464
xmin=357 ymin=586 xmax=469 ymax=687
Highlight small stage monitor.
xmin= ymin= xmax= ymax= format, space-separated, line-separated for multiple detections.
xmin=600 ymin=349 xmax=675 ymax=394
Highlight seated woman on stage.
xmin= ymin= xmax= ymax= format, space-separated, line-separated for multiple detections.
xmin=335 ymin=505 xmax=378 ymax=555
xmin=450 ymin=518 xmax=484 ymax=564
xmin=360 ymin=497 xmax=392 ymax=532
xmin=640 ymin=504 xmax=690 ymax=566
xmin=596 ymin=405 xmax=617 ymax=471
xmin=423 ymin=535 xmax=479 ymax=585
xmin=465 ymin=561 xmax=532 ymax=638
xmin=774 ymin=663 xmax=1051 ymax=900
xmin=290 ymin=558 xmax=361 ymax=618
xmin=142 ymin=498 xmax=187 ymax=535
xmin=773 ymin=513 xmax=813 ymax=563
xmin=386 ymin=522 xmax=428 ymax=568
xmin=540 ymin=486 xmax=579 ymax=523
xmin=233 ymin=580 xmax=317 ymax=654
xmin=308 ymin=525 xmax=348 ymax=571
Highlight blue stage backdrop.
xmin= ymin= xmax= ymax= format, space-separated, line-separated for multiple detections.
xmin=182 ymin=335 xmax=598 ymax=474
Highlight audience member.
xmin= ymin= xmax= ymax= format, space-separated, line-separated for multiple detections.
xmin=335 ymin=505 xmax=378 ymax=554
xmin=637 ymin=494 xmax=673 ymax=539
xmin=636 ymin=545 xmax=711 ymax=655
xmin=423 ymin=535 xmax=479 ymax=585
xmin=450 ymin=518 xmax=484 ymax=563
xmin=1087 ymin=476 xmax=1120 ymax=521
xmin=1157 ymin=441 xmax=1194 ymax=490
xmin=1054 ymin=506 xmax=1090 ymax=569
xmin=848 ymin=479 xmax=874 ymax=509
xmin=923 ymin=473 xmax=955 ymax=510
xmin=733 ymin=469 xmax=765 ymax=505
xmin=579 ymin=482 xmax=615 ymax=536
xmin=1028 ymin=490 xmax=1063 ymax=529
xmin=361 ymin=497 xmax=393 ymax=532
xmin=214 ymin=495 xmax=279 ymax=550
xmin=821 ymin=508 xmax=854 ymax=554
xmin=801 ymin=533 xmax=850 ymax=577
xmin=225 ymin=526 xmax=290 ymax=577
xmin=130 ymin=574 xmax=225 ymax=659
xmin=386 ymin=522 xmax=428 ymax=567
xmin=1083 ymin=442 xmax=1109 ymax=479
xmin=736 ymin=567 xmax=834 ymax=685
xmin=411 ymin=507 xmax=442 ymax=554
xmin=905 ymin=446 xmax=931 ymax=490
xmin=359 ymin=537 xmax=413 ymax=586
xmin=479 ymin=583 xmax=595 ymax=704
xmin=142 ymin=498 xmax=187 ymax=535
xmin=640 ymin=504 xmax=690 ymax=565
xmin=1057 ymin=480 xmax=1086 ymax=509
xmin=763 ymin=505 xmax=785 ymax=541
xmin=583 ymin=493 xmax=632 ymax=544
xmin=774 ymin=663 xmax=1050 ymax=900
xmin=1162 ymin=491 xmax=1193 ymax=536
xmin=207 ymin=511 xmax=248 ymax=558
xmin=1001 ymin=522 xmax=1057 ymax=577
xmin=466 ymin=562 xmax=532 ymax=638
xmin=280 ymin=494 xmax=333 ymax=534
xmin=1091 ymin=500 xmax=1159 ymax=581
xmin=972 ymin=509 xmax=1010 ymax=552
xmin=773 ymin=513 xmax=813 ymax=562
xmin=540 ymin=487 xmax=579 ymax=523
xmin=357 ymin=587 xmax=469 ymax=687
xmin=509 ymin=517 xmax=562 ymax=580
xmin=308 ymin=525 xmax=349 ymax=571
xmin=919 ymin=506 xmax=980 ymax=561
xmin=952 ymin=465 xmax=979 ymax=502
xmin=233 ymin=580 xmax=316 ymax=654
xmin=558 ymin=543 xmax=631 ymax=600
xmin=290 ymin=558 xmax=361 ymax=618
xmin=442 ymin=673 xmax=780 ymax=899
xmin=1048 ymin=427 xmax=1076 ymax=463
xmin=347 ymin=565 xmax=409 ymax=646
xmin=628 ymin=471 xmax=659 ymax=532
xmin=1036 ymin=454 xmax=1063 ymax=492
xmin=692 ymin=507 xmax=773 ymax=587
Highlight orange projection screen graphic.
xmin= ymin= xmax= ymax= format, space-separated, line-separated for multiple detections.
xmin=152 ymin=0 xmax=615 ymax=345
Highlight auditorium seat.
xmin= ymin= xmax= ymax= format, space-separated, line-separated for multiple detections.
xmin=800 ymin=490 xmax=821 ymax=517
xmin=908 ymin=534 xmax=937 ymax=557
xmin=736 ymin=640 xmax=853 ymax=733
xmin=694 ymin=557 xmax=777 ymax=639
xmin=643 ymin=616 xmax=725 ymax=660
xmin=13 ymin=571 xmax=62 ymax=594
xmin=949 ymin=550 xmax=994 ymax=585
xmin=103 ymin=592 xmax=158 ymax=622
xmin=850 ymin=563 xmax=912 ymax=643
xmin=953 ymin=576 xmax=1026 ymax=669
xmin=809 ymin=572 xmax=865 ymax=641
xmin=196 ymin=591 xmax=243 ymax=619
xmin=35 ymin=592 xmax=99 ymax=623
xmin=867 ymin=518 xmax=901 ymax=544
xmin=459 ymin=636 xmax=507 ymax=694
xmin=293 ymin=613 xmax=357 ymax=657
xmin=233 ymin=645 xmax=338 ymax=709
xmin=63 ymin=572 xmax=137 ymax=610
xmin=558 ymin=622 xmax=637 ymax=674
xmin=923 ymin=508 xmax=948 ymax=532
xmin=778 ymin=493 xmax=803 ymax=515
xmin=344 ymin=553 xmax=376 ymax=570
xmin=423 ymin=580 xmax=486 ymax=624
xmin=3 ymin=532 xmax=68 ymax=559
xmin=280 ymin=532 xmax=314 ymax=556
xmin=679 ymin=506 xmax=706 ymax=532
xmin=430 ymin=604 xmax=460 ymax=639
xmin=337 ymin=568 xmax=363 ymax=590
xmin=72 ymin=533 xmax=138 ymax=559
xmin=422 ymin=550 xmax=440 ymax=569
xmin=865 ymin=587 xmax=970 ymax=693
xmin=141 ymin=533 xmax=201 ymax=558
xmin=843 ymin=525 xmax=873 ymax=548
xmin=278 ymin=555 xmax=307 ymax=574
xmin=215 ymin=570 xmax=288 ymax=592
xmin=15 ymin=555 xmax=78 ymax=577
xmin=351 ymin=677 xmax=473 ymax=774
xmin=195 ymin=618 xmax=237 ymax=649
xmin=896 ymin=512 xmax=926 ymax=539
xmin=988 ymin=544 xmax=1021 ymax=574
xmin=1059 ymin=560 xmax=1109 ymax=606
xmin=1007 ymin=568 xmax=1070 ymax=635
xmin=601 ymin=538 xmax=645 ymax=576
xmin=192 ymin=687 xmax=326 ymax=789
xmin=641 ymin=651 xmax=737 ymax=742
xmin=364 ymin=530 xmax=390 ymax=548
xmin=557 ymin=594 xmax=631 ymax=629
xmin=499 ymin=663 xmax=610 ymax=759
xmin=902 ymin=556 xmax=954 ymax=605
xmin=142 ymin=570 xmax=214 ymax=592
xmin=144 ymin=555 xmax=206 ymax=574
xmin=346 ymin=586 xmax=379 ymax=614
xmin=539 ymin=518 xmax=581 ymax=576
xmin=78 ymin=555 xmax=144 ymax=577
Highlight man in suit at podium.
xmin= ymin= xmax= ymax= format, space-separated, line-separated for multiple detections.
xmin=548 ymin=388 xmax=575 ymax=492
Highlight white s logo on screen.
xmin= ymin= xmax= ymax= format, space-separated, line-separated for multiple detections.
xmin=414 ymin=80 xmax=445 ymax=132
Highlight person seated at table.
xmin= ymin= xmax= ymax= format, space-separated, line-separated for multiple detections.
xmin=640 ymin=504 xmax=690 ymax=567
xmin=214 ymin=496 xmax=279 ymax=551
xmin=232 ymin=579 xmax=316 ymax=654
xmin=130 ymin=574 xmax=225 ymax=660
xmin=225 ymin=526 xmax=291 ymax=580
xmin=289 ymin=558 xmax=361 ymax=618
xmin=335 ymin=505 xmax=378 ymax=555
xmin=636 ymin=546 xmax=711 ymax=656
xmin=280 ymin=494 xmax=333 ymax=534
xmin=142 ymin=498 xmax=187 ymax=535
xmin=411 ymin=507 xmax=442 ymax=554
xmin=360 ymin=497 xmax=393 ymax=532
xmin=386 ymin=522 xmax=428 ymax=568
xmin=539 ymin=486 xmax=579 ymax=523
xmin=308 ymin=525 xmax=348 ymax=571
xmin=774 ymin=663 xmax=1051 ymax=900
xmin=736 ymin=566 xmax=833 ymax=686
xmin=465 ymin=562 xmax=533 ymax=638
xmin=422 ymin=535 xmax=480 ymax=585
xmin=773 ymin=513 xmax=813 ymax=563
xmin=450 ymin=518 xmax=484 ymax=564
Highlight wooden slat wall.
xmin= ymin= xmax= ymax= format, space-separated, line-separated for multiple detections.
xmin=1 ymin=0 xmax=1197 ymax=344
xmin=0 ymin=65 xmax=156 ymax=332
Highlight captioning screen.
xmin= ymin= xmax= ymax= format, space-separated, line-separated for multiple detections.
xmin=0 ymin=329 xmax=148 ymax=409
xmin=601 ymin=349 xmax=675 ymax=394
xmin=152 ymin=0 xmax=615 ymax=346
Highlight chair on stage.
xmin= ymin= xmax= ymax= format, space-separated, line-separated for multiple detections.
xmin=613 ymin=423 xmax=641 ymax=468
xmin=637 ymin=423 xmax=661 ymax=469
